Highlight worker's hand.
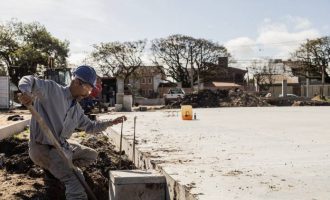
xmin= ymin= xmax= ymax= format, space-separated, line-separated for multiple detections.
xmin=18 ymin=92 xmax=33 ymax=106
xmin=111 ymin=116 xmax=127 ymax=125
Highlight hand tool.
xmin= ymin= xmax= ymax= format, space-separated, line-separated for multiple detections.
xmin=119 ymin=116 xmax=124 ymax=169
xmin=132 ymin=116 xmax=137 ymax=164
xmin=26 ymin=104 xmax=98 ymax=200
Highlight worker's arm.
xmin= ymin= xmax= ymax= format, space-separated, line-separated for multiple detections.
xmin=18 ymin=75 xmax=52 ymax=106
xmin=77 ymin=110 xmax=127 ymax=133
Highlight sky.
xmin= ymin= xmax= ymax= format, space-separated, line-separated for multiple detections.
xmin=1 ymin=0 xmax=329 ymax=67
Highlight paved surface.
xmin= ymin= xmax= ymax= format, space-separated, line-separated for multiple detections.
xmin=101 ymin=107 xmax=330 ymax=200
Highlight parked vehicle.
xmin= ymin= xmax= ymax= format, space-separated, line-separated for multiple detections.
xmin=164 ymin=88 xmax=185 ymax=105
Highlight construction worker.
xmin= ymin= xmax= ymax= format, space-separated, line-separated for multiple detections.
xmin=18 ymin=65 xmax=126 ymax=200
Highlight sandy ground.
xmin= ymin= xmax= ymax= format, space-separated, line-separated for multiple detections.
xmin=0 ymin=170 xmax=45 ymax=199
xmin=105 ymin=107 xmax=330 ymax=200
xmin=0 ymin=110 xmax=31 ymax=127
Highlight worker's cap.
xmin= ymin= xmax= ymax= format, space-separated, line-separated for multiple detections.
xmin=73 ymin=65 xmax=97 ymax=88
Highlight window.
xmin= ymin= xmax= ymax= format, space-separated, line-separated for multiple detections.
xmin=140 ymin=77 xmax=145 ymax=84
xmin=148 ymin=77 xmax=152 ymax=84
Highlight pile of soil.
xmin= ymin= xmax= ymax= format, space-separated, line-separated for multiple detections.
xmin=220 ymin=90 xmax=270 ymax=107
xmin=265 ymin=96 xmax=330 ymax=106
xmin=169 ymin=89 xmax=269 ymax=108
xmin=180 ymin=89 xmax=227 ymax=108
xmin=0 ymin=134 xmax=135 ymax=200
xmin=291 ymin=100 xmax=330 ymax=106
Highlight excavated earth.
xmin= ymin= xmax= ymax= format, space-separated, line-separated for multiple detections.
xmin=168 ymin=89 xmax=330 ymax=108
xmin=169 ymin=89 xmax=270 ymax=108
xmin=0 ymin=134 xmax=135 ymax=200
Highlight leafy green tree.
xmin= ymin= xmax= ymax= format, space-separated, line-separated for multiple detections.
xmin=91 ymin=40 xmax=146 ymax=83
xmin=151 ymin=34 xmax=230 ymax=87
xmin=290 ymin=36 xmax=330 ymax=97
xmin=0 ymin=20 xmax=69 ymax=85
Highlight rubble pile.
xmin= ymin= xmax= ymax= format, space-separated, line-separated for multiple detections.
xmin=0 ymin=134 xmax=135 ymax=200
xmin=179 ymin=89 xmax=226 ymax=108
xmin=292 ymin=100 xmax=330 ymax=106
xmin=169 ymin=89 xmax=270 ymax=108
xmin=220 ymin=90 xmax=270 ymax=107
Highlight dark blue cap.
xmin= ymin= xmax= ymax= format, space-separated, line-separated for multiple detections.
xmin=73 ymin=65 xmax=97 ymax=88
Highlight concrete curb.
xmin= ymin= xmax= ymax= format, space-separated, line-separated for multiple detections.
xmin=0 ymin=119 xmax=30 ymax=140
xmin=105 ymin=128 xmax=197 ymax=200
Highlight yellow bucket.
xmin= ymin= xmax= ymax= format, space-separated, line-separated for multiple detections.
xmin=181 ymin=105 xmax=193 ymax=120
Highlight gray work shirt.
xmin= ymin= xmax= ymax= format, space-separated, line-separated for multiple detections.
xmin=18 ymin=75 xmax=111 ymax=146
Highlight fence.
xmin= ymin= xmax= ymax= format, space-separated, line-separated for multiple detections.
xmin=301 ymin=85 xmax=330 ymax=97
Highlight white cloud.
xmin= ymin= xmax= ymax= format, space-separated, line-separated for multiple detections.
xmin=226 ymin=16 xmax=321 ymax=63
xmin=285 ymin=15 xmax=312 ymax=30
xmin=225 ymin=37 xmax=255 ymax=59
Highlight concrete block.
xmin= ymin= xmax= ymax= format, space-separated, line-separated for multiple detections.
xmin=116 ymin=93 xmax=124 ymax=104
xmin=0 ymin=119 xmax=30 ymax=140
xmin=123 ymin=95 xmax=132 ymax=112
xmin=109 ymin=170 xmax=166 ymax=200
xmin=115 ymin=104 xmax=123 ymax=112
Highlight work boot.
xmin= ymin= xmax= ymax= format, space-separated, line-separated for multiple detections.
xmin=43 ymin=169 xmax=65 ymax=200
xmin=43 ymin=169 xmax=57 ymax=181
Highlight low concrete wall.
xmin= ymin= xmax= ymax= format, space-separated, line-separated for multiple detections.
xmin=0 ymin=119 xmax=30 ymax=140
xmin=105 ymin=128 xmax=197 ymax=200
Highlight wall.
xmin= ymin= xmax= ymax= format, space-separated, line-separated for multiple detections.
xmin=268 ymin=85 xmax=294 ymax=97
xmin=301 ymin=85 xmax=330 ymax=97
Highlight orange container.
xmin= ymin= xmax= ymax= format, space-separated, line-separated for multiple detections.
xmin=181 ymin=105 xmax=193 ymax=120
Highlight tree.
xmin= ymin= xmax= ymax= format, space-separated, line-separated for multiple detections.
xmin=0 ymin=20 xmax=69 ymax=85
xmin=91 ymin=40 xmax=146 ymax=83
xmin=250 ymin=60 xmax=280 ymax=92
xmin=151 ymin=34 xmax=230 ymax=87
xmin=290 ymin=37 xmax=330 ymax=96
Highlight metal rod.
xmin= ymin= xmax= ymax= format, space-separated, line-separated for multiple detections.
xmin=27 ymin=105 xmax=98 ymax=200
xmin=119 ymin=117 xmax=124 ymax=169
xmin=132 ymin=116 xmax=137 ymax=164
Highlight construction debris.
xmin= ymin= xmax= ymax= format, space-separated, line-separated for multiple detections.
xmin=220 ymin=90 xmax=270 ymax=107
xmin=169 ymin=89 xmax=270 ymax=108
xmin=7 ymin=114 xmax=24 ymax=121
xmin=167 ymin=89 xmax=330 ymax=108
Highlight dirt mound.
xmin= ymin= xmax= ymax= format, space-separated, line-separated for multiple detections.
xmin=292 ymin=100 xmax=330 ymax=106
xmin=81 ymin=136 xmax=136 ymax=200
xmin=0 ymin=137 xmax=51 ymax=199
xmin=169 ymin=89 xmax=269 ymax=108
xmin=220 ymin=90 xmax=270 ymax=107
xmin=179 ymin=89 xmax=226 ymax=108
xmin=0 ymin=134 xmax=135 ymax=200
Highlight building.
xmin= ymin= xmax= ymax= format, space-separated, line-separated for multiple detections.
xmin=128 ymin=66 xmax=166 ymax=98
xmin=254 ymin=74 xmax=300 ymax=97
xmin=201 ymin=57 xmax=247 ymax=90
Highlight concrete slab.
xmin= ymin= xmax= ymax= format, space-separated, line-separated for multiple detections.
xmin=110 ymin=170 xmax=166 ymax=185
xmin=101 ymin=107 xmax=330 ymax=200
xmin=109 ymin=170 xmax=166 ymax=200
xmin=0 ymin=119 xmax=30 ymax=140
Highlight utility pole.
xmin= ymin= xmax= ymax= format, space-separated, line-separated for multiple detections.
xmin=198 ymin=45 xmax=202 ymax=92
xmin=190 ymin=46 xmax=194 ymax=90
xmin=321 ymin=64 xmax=325 ymax=98
xmin=246 ymin=67 xmax=249 ymax=89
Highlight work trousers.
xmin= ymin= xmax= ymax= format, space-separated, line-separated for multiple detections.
xmin=29 ymin=140 xmax=98 ymax=200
